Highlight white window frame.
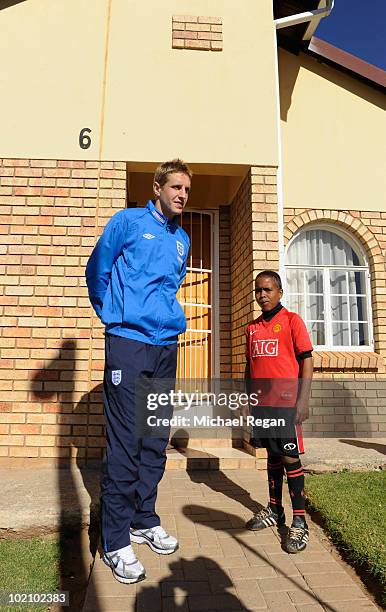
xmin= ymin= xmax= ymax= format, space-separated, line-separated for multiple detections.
xmin=284 ymin=224 xmax=374 ymax=352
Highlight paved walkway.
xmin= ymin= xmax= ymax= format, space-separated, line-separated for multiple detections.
xmin=83 ymin=469 xmax=379 ymax=612
xmin=0 ymin=439 xmax=384 ymax=610
xmin=1 ymin=438 xmax=385 ymax=533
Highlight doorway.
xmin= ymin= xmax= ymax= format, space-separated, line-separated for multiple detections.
xmin=177 ymin=210 xmax=218 ymax=380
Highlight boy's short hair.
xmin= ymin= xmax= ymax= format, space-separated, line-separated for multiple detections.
xmin=255 ymin=270 xmax=282 ymax=290
xmin=154 ymin=159 xmax=193 ymax=187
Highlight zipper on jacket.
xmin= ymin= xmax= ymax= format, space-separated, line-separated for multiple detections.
xmin=154 ymin=226 xmax=168 ymax=343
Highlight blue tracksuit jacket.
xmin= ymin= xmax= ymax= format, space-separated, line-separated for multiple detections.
xmin=85 ymin=200 xmax=190 ymax=345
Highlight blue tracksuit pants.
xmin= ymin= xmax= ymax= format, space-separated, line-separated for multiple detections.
xmin=101 ymin=333 xmax=177 ymax=553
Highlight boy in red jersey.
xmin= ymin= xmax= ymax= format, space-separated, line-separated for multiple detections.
xmin=245 ymin=271 xmax=313 ymax=553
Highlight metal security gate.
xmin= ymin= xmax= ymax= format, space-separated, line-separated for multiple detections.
xmin=177 ymin=211 xmax=217 ymax=380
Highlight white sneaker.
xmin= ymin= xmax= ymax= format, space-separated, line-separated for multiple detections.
xmin=130 ymin=525 xmax=179 ymax=555
xmin=103 ymin=544 xmax=146 ymax=584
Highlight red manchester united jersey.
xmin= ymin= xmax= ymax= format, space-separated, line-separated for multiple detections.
xmin=246 ymin=307 xmax=313 ymax=407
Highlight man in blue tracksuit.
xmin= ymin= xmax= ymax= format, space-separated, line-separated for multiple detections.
xmin=86 ymin=159 xmax=191 ymax=584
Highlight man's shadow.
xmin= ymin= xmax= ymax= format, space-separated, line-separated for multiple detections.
xmin=171 ymin=428 xmax=289 ymax=546
xmin=181 ymin=506 xmax=336 ymax=612
xmin=135 ymin=556 xmax=253 ymax=612
xmin=32 ymin=339 xmax=102 ymax=611
xmin=171 ymin=428 xmax=263 ymax=518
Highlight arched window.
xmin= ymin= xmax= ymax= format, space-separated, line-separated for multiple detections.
xmin=285 ymin=226 xmax=372 ymax=350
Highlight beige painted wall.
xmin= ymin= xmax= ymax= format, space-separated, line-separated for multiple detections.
xmin=280 ymin=49 xmax=386 ymax=212
xmin=103 ymin=0 xmax=278 ymax=166
xmin=0 ymin=0 xmax=278 ymax=166
xmin=0 ymin=0 xmax=107 ymax=160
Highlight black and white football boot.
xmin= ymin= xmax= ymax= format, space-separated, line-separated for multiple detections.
xmin=246 ymin=505 xmax=286 ymax=531
xmin=285 ymin=516 xmax=309 ymax=553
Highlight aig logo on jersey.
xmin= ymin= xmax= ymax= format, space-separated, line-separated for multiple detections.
xmin=252 ymin=339 xmax=278 ymax=357
xmin=176 ymin=241 xmax=184 ymax=257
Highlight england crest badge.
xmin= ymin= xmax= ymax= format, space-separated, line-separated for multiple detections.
xmin=176 ymin=240 xmax=184 ymax=257
xmin=111 ymin=370 xmax=122 ymax=386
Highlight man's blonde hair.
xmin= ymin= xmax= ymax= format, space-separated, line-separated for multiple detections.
xmin=154 ymin=159 xmax=193 ymax=187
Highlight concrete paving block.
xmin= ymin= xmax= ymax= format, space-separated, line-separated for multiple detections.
xmin=294 ymin=561 xmax=346 ymax=575
xmin=314 ymin=602 xmax=378 ymax=611
xmin=263 ymin=590 xmax=296 ymax=610
xmin=310 ymin=586 xmax=367 ymax=602
xmin=258 ymin=576 xmax=309 ymax=593
xmin=303 ymin=572 xmax=356 ymax=588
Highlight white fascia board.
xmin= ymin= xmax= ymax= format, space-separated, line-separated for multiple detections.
xmin=274 ymin=0 xmax=334 ymax=35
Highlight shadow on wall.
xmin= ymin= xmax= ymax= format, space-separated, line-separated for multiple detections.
xmin=307 ymin=377 xmax=382 ymax=439
xmin=31 ymin=339 xmax=103 ymax=612
xmin=278 ymin=47 xmax=386 ymax=123
xmin=0 ymin=0 xmax=27 ymax=10
xmin=278 ymin=48 xmax=301 ymax=122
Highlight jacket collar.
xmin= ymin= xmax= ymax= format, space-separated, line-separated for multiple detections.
xmin=146 ymin=200 xmax=178 ymax=229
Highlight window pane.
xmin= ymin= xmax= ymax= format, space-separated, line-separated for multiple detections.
xmin=332 ymin=322 xmax=350 ymax=346
xmin=287 ymin=269 xmax=303 ymax=293
xmin=330 ymin=270 xmax=347 ymax=294
xmin=287 ymin=230 xmax=362 ymax=266
xmin=306 ymin=269 xmax=323 ymax=294
xmin=287 ymin=294 xmax=304 ymax=317
xmin=350 ymin=296 xmax=367 ymax=322
xmin=308 ymin=322 xmax=325 ymax=345
xmin=306 ymin=295 xmax=324 ymax=320
xmin=286 ymin=230 xmax=370 ymax=349
xmin=331 ymin=296 xmax=348 ymax=321
xmin=348 ymin=271 xmax=366 ymax=295
xmin=351 ymin=322 xmax=368 ymax=346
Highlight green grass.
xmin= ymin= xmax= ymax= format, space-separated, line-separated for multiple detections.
xmin=0 ymin=536 xmax=60 ymax=612
xmin=306 ymin=470 xmax=386 ymax=604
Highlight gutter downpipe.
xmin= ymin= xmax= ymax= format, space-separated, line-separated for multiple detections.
xmin=273 ymin=1 xmax=334 ymax=285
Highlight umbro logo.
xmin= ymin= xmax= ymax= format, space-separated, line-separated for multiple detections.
xmin=143 ymin=233 xmax=155 ymax=240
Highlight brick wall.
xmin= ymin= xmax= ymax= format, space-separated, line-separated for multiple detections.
xmin=284 ymin=207 xmax=386 ymax=436
xmin=305 ymin=376 xmax=386 ymax=437
xmin=0 ymin=158 xmax=126 ymax=461
xmin=219 ymin=206 xmax=231 ymax=378
xmin=172 ymin=15 xmax=223 ymax=51
xmin=230 ymin=167 xmax=279 ymax=376
xmin=2 ymin=161 xmax=383 ymax=459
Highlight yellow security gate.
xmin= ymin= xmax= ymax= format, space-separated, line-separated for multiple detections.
xmin=177 ymin=211 xmax=214 ymax=380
